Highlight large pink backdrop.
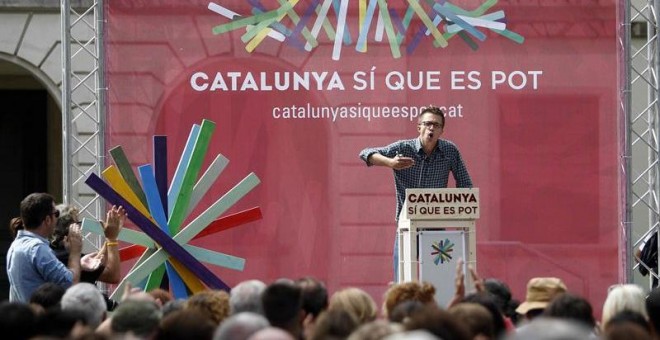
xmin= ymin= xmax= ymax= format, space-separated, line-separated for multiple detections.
xmin=105 ymin=0 xmax=623 ymax=310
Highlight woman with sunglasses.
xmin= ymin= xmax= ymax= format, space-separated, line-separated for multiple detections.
xmin=51 ymin=204 xmax=126 ymax=285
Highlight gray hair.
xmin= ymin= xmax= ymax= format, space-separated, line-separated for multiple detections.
xmin=507 ymin=317 xmax=593 ymax=340
xmin=214 ymin=312 xmax=270 ymax=340
xmin=111 ymin=300 xmax=162 ymax=337
xmin=602 ymin=284 xmax=648 ymax=327
xmin=348 ymin=320 xmax=403 ymax=340
xmin=60 ymin=282 xmax=107 ymax=328
xmin=230 ymin=280 xmax=267 ymax=315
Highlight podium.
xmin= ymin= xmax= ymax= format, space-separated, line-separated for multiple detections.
xmin=397 ymin=188 xmax=479 ymax=306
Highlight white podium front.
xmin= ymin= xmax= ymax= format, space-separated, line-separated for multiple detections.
xmin=397 ymin=188 xmax=479 ymax=306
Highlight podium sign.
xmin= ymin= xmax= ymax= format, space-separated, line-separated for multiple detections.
xmin=419 ymin=230 xmax=467 ymax=306
xmin=404 ymin=188 xmax=480 ymax=220
xmin=398 ymin=188 xmax=479 ymax=303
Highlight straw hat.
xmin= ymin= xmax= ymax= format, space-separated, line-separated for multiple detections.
xmin=515 ymin=277 xmax=567 ymax=315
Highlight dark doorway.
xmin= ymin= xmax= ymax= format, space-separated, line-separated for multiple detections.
xmin=0 ymin=90 xmax=49 ymax=301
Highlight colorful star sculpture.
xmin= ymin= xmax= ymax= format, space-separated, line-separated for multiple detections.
xmin=81 ymin=119 xmax=261 ymax=299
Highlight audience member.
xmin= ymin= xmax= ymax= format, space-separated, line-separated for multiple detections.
xmin=388 ymin=300 xmax=425 ymax=324
xmin=483 ymin=278 xmax=520 ymax=326
xmin=515 ymin=277 xmax=567 ymax=322
xmin=230 ymin=279 xmax=267 ymax=315
xmin=462 ymin=292 xmax=507 ymax=338
xmin=383 ymin=281 xmax=436 ymax=318
xmin=348 ymin=320 xmax=404 ymax=340
xmin=248 ymin=327 xmax=295 ymax=340
xmin=309 ymin=308 xmax=360 ymax=340
xmin=602 ymin=284 xmax=647 ymax=327
xmin=29 ymin=282 xmax=66 ymax=313
xmin=7 ymin=193 xmax=82 ymax=302
xmin=155 ymin=309 xmax=215 ymax=340
xmin=296 ymin=277 xmax=329 ymax=340
xmin=213 ymin=312 xmax=270 ymax=340
xmin=0 ymin=301 xmax=37 ymax=340
xmin=604 ymin=321 xmax=653 ymax=340
xmin=111 ymin=299 xmax=162 ymax=339
xmin=296 ymin=276 xmax=329 ymax=319
xmin=543 ymin=292 xmax=597 ymax=334
xmin=34 ymin=307 xmax=88 ymax=339
xmin=383 ymin=330 xmax=441 ymax=340
xmin=449 ymin=302 xmax=495 ymax=340
xmin=262 ymin=281 xmax=304 ymax=339
xmin=162 ymin=299 xmax=186 ymax=317
xmin=507 ymin=317 xmax=593 ymax=340
xmin=404 ymin=305 xmax=470 ymax=340
xmin=329 ymin=287 xmax=377 ymax=325
xmin=60 ymin=282 xmax=107 ymax=329
xmin=645 ymin=286 xmax=660 ymax=337
xmin=51 ymin=204 xmax=125 ymax=285
xmin=150 ymin=287 xmax=174 ymax=307
xmin=185 ymin=289 xmax=230 ymax=326
xmin=603 ymin=310 xmax=652 ymax=334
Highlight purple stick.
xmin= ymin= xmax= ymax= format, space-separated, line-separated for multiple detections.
xmin=154 ymin=136 xmax=168 ymax=217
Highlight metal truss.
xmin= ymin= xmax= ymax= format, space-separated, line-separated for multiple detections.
xmin=61 ymin=0 xmax=105 ymax=225
xmin=629 ymin=0 xmax=660 ymax=287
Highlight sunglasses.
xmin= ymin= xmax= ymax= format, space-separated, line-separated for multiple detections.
xmin=51 ymin=210 xmax=60 ymax=218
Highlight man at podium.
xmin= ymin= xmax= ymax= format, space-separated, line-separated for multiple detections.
xmin=358 ymin=106 xmax=473 ymax=279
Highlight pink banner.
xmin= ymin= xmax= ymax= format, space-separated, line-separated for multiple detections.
xmin=105 ymin=0 xmax=622 ymax=310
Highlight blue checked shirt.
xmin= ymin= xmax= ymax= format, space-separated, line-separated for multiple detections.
xmin=359 ymin=138 xmax=472 ymax=220
xmin=7 ymin=230 xmax=74 ymax=302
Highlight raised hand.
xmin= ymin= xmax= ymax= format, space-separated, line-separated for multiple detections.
xmin=468 ymin=264 xmax=485 ymax=293
xmin=447 ymin=258 xmax=466 ymax=308
xmin=103 ymin=205 xmax=126 ymax=241
xmin=68 ymin=223 xmax=83 ymax=254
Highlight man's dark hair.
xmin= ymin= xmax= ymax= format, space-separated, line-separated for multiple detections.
xmin=646 ymin=286 xmax=660 ymax=333
xmin=29 ymin=282 xmax=66 ymax=311
xmin=419 ymin=106 xmax=445 ymax=128
xmin=262 ymin=281 xmax=303 ymax=329
xmin=20 ymin=193 xmax=55 ymax=229
xmin=388 ymin=300 xmax=425 ymax=323
xmin=543 ymin=293 xmax=596 ymax=329
xmin=405 ymin=305 xmax=470 ymax=340
xmin=463 ymin=292 xmax=506 ymax=338
xmin=156 ymin=309 xmax=215 ymax=340
xmin=35 ymin=308 xmax=87 ymax=338
xmin=0 ymin=301 xmax=37 ymax=340
xmin=605 ymin=310 xmax=652 ymax=333
xmin=295 ymin=276 xmax=328 ymax=318
xmin=51 ymin=204 xmax=79 ymax=249
xmin=310 ymin=309 xmax=359 ymax=340
xmin=484 ymin=278 xmax=520 ymax=324
xmin=483 ymin=278 xmax=511 ymax=311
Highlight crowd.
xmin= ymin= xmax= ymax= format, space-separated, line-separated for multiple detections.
xmin=3 ymin=268 xmax=660 ymax=340
xmin=4 ymin=193 xmax=660 ymax=340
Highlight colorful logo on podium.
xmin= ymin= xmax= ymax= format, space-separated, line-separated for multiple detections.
xmin=431 ymin=238 xmax=454 ymax=265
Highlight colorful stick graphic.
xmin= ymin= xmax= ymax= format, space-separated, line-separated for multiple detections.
xmin=82 ymin=120 xmax=262 ymax=298
xmin=431 ymin=238 xmax=455 ymax=265
xmin=209 ymin=0 xmax=524 ymax=60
